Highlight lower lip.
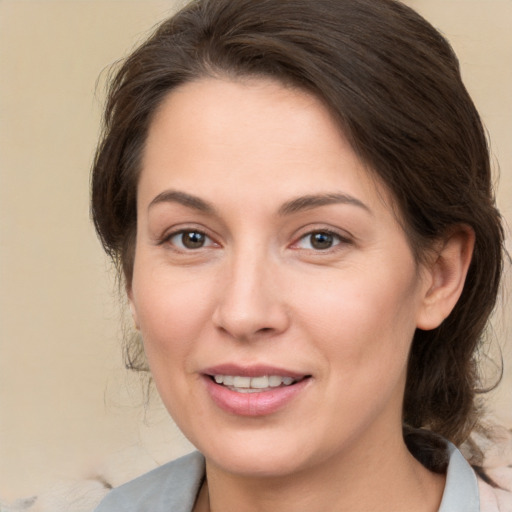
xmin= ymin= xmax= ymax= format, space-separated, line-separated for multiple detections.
xmin=203 ymin=376 xmax=310 ymax=416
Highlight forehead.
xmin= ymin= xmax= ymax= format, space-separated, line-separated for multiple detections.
xmin=139 ymin=77 xmax=395 ymax=216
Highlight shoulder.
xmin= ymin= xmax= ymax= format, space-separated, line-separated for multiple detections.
xmin=94 ymin=451 xmax=205 ymax=512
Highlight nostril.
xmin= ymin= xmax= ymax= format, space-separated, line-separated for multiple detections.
xmin=212 ymin=294 xmax=290 ymax=340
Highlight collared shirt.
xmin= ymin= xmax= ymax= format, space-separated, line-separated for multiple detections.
xmin=94 ymin=444 xmax=488 ymax=511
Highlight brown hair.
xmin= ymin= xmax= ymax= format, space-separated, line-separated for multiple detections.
xmin=91 ymin=0 xmax=504 ymax=456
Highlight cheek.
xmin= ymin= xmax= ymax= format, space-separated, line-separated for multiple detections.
xmin=130 ymin=265 xmax=218 ymax=423
xmin=293 ymin=266 xmax=421 ymax=373
xmin=298 ymin=279 xmax=419 ymax=428
xmin=131 ymin=263 xmax=215 ymax=367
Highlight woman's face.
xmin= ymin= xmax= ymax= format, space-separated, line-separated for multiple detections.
xmin=129 ymin=78 xmax=433 ymax=477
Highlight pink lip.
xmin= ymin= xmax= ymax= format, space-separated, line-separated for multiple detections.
xmin=201 ymin=364 xmax=311 ymax=416
xmin=202 ymin=363 xmax=306 ymax=379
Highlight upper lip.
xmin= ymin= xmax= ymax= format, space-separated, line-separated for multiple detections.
xmin=202 ymin=363 xmax=308 ymax=379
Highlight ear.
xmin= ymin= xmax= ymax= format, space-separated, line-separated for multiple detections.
xmin=416 ymin=225 xmax=475 ymax=331
xmin=126 ymin=285 xmax=140 ymax=331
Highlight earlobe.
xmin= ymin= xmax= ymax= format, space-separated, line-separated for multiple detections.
xmin=416 ymin=225 xmax=475 ymax=331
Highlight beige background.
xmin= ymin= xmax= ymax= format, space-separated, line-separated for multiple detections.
xmin=1 ymin=0 xmax=511 ymax=502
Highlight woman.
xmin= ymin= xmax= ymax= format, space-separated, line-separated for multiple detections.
xmin=91 ymin=0 xmax=506 ymax=510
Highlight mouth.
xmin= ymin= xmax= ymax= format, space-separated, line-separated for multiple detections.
xmin=202 ymin=364 xmax=312 ymax=415
xmin=208 ymin=374 xmax=310 ymax=393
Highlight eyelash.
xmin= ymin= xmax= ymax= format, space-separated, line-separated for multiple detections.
xmin=292 ymin=229 xmax=352 ymax=252
xmin=161 ymin=228 xmax=217 ymax=251
xmin=160 ymin=227 xmax=351 ymax=254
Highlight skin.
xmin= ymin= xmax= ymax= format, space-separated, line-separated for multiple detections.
xmin=129 ymin=77 xmax=473 ymax=511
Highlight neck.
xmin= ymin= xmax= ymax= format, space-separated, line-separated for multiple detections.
xmin=195 ymin=430 xmax=445 ymax=512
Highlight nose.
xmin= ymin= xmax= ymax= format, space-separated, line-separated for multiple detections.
xmin=212 ymin=250 xmax=290 ymax=341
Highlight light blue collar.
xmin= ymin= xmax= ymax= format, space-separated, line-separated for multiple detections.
xmin=438 ymin=442 xmax=480 ymax=511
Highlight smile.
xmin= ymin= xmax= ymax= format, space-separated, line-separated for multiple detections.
xmin=212 ymin=375 xmax=299 ymax=393
xmin=203 ymin=369 xmax=311 ymax=416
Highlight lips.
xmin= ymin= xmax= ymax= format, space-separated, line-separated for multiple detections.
xmin=202 ymin=365 xmax=311 ymax=416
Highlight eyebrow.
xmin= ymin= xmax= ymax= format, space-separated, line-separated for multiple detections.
xmin=148 ymin=189 xmax=371 ymax=216
xmin=278 ymin=193 xmax=371 ymax=216
xmin=148 ymin=190 xmax=216 ymax=214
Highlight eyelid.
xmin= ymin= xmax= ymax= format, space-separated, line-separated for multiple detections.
xmin=290 ymin=226 xmax=354 ymax=251
xmin=158 ymin=225 xmax=221 ymax=250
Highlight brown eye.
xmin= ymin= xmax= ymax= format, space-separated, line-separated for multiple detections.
xmin=295 ymin=230 xmax=347 ymax=251
xmin=182 ymin=231 xmax=205 ymax=249
xmin=310 ymin=232 xmax=334 ymax=250
xmin=168 ymin=230 xmax=213 ymax=250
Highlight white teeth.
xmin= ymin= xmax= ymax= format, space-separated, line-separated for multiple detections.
xmin=251 ymin=376 xmax=269 ymax=389
xmin=212 ymin=374 xmax=299 ymax=392
xmin=268 ymin=375 xmax=282 ymax=387
xmin=233 ymin=376 xmax=251 ymax=388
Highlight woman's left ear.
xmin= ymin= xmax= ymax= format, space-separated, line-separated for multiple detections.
xmin=416 ymin=225 xmax=475 ymax=331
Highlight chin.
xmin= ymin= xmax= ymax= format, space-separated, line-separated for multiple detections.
xmin=193 ymin=429 xmax=319 ymax=478
xmin=211 ymin=450 xmax=310 ymax=478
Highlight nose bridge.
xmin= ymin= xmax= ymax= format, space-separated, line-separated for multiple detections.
xmin=213 ymin=241 xmax=288 ymax=340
